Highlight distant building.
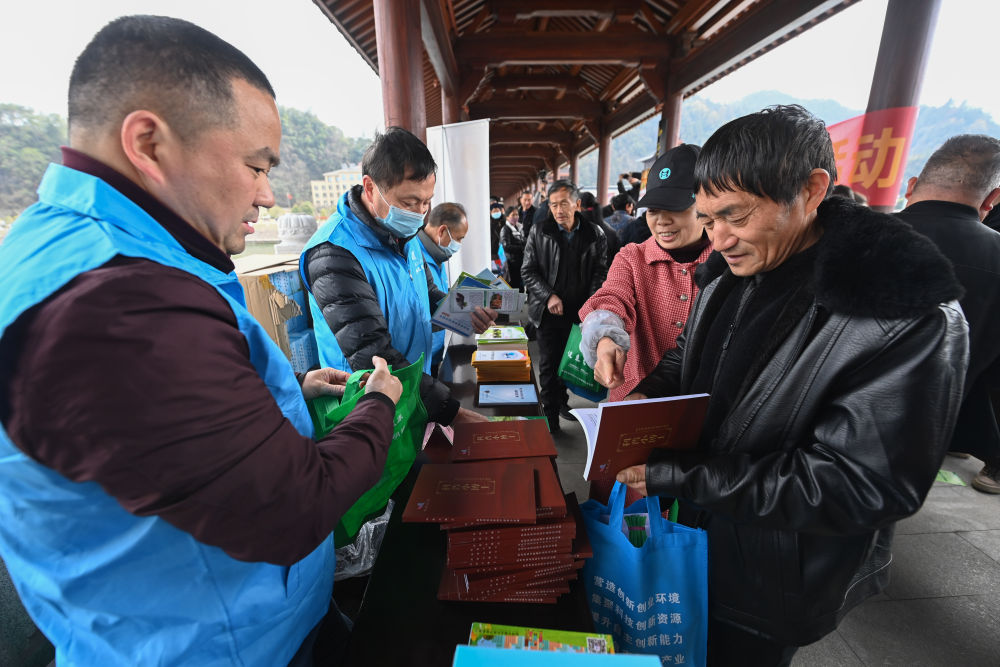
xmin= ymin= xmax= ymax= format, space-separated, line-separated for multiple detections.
xmin=311 ymin=165 xmax=362 ymax=210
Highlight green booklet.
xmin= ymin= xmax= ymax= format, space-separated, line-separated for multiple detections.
xmin=468 ymin=622 xmax=615 ymax=654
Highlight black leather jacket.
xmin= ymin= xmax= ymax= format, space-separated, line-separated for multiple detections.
xmin=636 ymin=197 xmax=968 ymax=645
xmin=521 ymin=213 xmax=608 ymax=326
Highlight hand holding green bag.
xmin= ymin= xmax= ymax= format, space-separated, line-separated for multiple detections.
xmin=308 ymin=355 xmax=427 ymax=546
xmin=557 ymin=323 xmax=608 ymax=402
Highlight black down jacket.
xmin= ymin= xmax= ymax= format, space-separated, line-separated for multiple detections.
xmin=635 ymin=197 xmax=968 ymax=645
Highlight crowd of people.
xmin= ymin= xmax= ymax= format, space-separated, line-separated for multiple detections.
xmin=0 ymin=14 xmax=997 ymax=667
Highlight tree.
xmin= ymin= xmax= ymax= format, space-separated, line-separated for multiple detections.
xmin=0 ymin=104 xmax=66 ymax=217
xmin=291 ymin=200 xmax=315 ymax=214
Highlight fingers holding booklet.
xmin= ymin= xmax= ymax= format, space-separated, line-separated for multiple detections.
xmin=569 ymin=394 xmax=710 ymax=481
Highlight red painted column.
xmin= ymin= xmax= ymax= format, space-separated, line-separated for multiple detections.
xmin=596 ymin=127 xmax=612 ymax=205
xmin=569 ymin=151 xmax=580 ymax=186
xmin=373 ymin=0 xmax=427 ymax=139
xmin=657 ymin=88 xmax=683 ymax=157
xmin=863 ymin=0 xmax=941 ymax=211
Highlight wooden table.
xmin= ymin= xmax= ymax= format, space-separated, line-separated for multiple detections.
xmin=343 ymin=344 xmax=594 ymax=666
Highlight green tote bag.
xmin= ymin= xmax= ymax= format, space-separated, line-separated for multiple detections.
xmin=308 ymin=355 xmax=427 ymax=546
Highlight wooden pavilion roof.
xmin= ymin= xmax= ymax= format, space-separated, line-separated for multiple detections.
xmin=312 ymin=0 xmax=860 ymax=195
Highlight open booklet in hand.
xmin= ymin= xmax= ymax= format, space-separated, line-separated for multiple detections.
xmin=431 ymin=270 xmax=527 ymax=336
xmin=570 ymin=394 xmax=709 ymax=481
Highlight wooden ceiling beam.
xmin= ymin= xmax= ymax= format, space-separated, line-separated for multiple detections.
xmin=672 ymin=0 xmax=848 ymax=93
xmin=492 ymin=74 xmax=588 ymax=92
xmin=495 ymin=0 xmax=641 ymax=22
xmin=420 ymin=0 xmax=458 ymax=95
xmin=469 ymin=97 xmax=604 ymax=120
xmin=454 ymin=33 xmax=669 ymax=67
xmin=698 ymin=0 xmax=758 ymax=39
xmin=491 ymin=146 xmax=555 ymax=159
xmin=665 ymin=0 xmax=730 ymax=35
xmin=490 ymin=127 xmax=577 ymax=145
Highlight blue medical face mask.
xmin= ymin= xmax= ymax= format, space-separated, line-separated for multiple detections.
xmin=439 ymin=226 xmax=462 ymax=259
xmin=374 ymin=184 xmax=425 ymax=238
xmin=491 ymin=210 xmax=502 ymax=219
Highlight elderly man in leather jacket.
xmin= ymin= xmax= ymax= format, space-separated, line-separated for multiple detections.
xmin=617 ymin=106 xmax=969 ymax=665
xmin=521 ymin=180 xmax=608 ymax=430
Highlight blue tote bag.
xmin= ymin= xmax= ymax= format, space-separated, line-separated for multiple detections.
xmin=581 ymin=482 xmax=708 ymax=666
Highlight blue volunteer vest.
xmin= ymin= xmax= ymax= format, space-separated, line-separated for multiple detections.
xmin=418 ymin=241 xmax=449 ymax=368
xmin=301 ymin=192 xmax=432 ymax=374
xmin=0 ymin=164 xmax=334 ymax=666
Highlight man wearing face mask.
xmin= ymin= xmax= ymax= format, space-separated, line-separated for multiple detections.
xmin=302 ymin=128 xmax=494 ymax=425
xmin=418 ymin=202 xmax=468 ymax=373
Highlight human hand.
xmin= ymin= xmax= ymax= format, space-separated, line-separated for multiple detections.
xmin=471 ymin=306 xmax=498 ymax=334
xmin=301 ymin=367 xmax=351 ymax=400
xmin=616 ymin=465 xmax=647 ymax=496
xmin=622 ymin=392 xmax=647 ymax=402
xmin=546 ymin=293 xmax=563 ymax=316
xmin=362 ymin=356 xmax=403 ymax=404
xmin=452 ymin=407 xmax=490 ymax=423
xmin=594 ymin=337 xmax=626 ymax=389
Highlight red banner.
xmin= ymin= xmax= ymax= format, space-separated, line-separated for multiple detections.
xmin=827 ymin=106 xmax=919 ymax=208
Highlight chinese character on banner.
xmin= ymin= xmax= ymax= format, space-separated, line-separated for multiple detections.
xmin=826 ymin=106 xmax=919 ymax=208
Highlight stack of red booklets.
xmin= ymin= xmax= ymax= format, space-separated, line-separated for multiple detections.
xmin=402 ymin=420 xmax=590 ymax=603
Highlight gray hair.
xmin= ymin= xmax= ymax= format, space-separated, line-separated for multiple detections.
xmin=916 ymin=134 xmax=1000 ymax=200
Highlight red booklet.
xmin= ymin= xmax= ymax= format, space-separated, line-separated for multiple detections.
xmin=402 ymin=461 xmax=536 ymax=525
xmin=450 ymin=420 xmax=557 ymax=461
xmin=446 ymin=512 xmax=576 ymax=542
xmin=570 ymin=393 xmax=710 ymax=481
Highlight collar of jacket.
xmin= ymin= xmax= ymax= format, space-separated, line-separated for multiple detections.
xmin=539 ymin=212 xmax=599 ymax=243
xmin=695 ymin=196 xmax=964 ymax=319
xmin=347 ymin=184 xmax=411 ymax=255
xmin=417 ymin=227 xmax=448 ymax=264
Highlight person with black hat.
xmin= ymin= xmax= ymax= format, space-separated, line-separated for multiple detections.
xmin=578 ymin=144 xmax=712 ymax=407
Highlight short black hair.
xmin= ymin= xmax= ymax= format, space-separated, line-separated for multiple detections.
xmin=362 ymin=126 xmax=437 ymax=189
xmin=69 ymin=15 xmax=274 ymax=141
xmin=695 ymin=105 xmax=836 ymax=205
xmin=427 ymin=202 xmax=467 ymax=230
xmin=611 ymin=193 xmax=634 ymax=211
xmin=916 ymin=134 xmax=1000 ymax=200
xmin=547 ymin=179 xmax=578 ymax=200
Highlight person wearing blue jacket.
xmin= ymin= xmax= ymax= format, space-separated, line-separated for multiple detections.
xmin=301 ymin=128 xmax=494 ymax=426
xmin=417 ymin=202 xmax=468 ymax=373
xmin=0 ymin=16 xmax=402 ymax=666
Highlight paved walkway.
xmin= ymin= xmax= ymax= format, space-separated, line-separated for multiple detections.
xmin=554 ymin=388 xmax=1000 ymax=666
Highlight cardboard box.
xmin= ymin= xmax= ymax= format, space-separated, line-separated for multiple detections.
xmin=236 ymin=254 xmax=306 ymax=358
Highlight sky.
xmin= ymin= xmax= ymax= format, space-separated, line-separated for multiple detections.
xmin=1 ymin=0 xmax=997 ymax=138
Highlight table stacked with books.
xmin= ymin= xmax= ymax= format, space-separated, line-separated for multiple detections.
xmin=343 ymin=339 xmax=595 ymax=666
xmin=402 ymin=420 xmax=592 ymax=604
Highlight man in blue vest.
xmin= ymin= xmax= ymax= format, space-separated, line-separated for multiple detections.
xmin=417 ymin=202 xmax=468 ymax=374
xmin=302 ymin=128 xmax=494 ymax=425
xmin=0 ymin=16 xmax=402 ymax=666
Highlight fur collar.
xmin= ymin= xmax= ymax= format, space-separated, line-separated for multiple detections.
xmin=697 ymin=196 xmax=963 ymax=319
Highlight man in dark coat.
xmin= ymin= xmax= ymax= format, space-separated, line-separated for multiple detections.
xmin=517 ymin=190 xmax=537 ymax=240
xmin=896 ymin=134 xmax=1000 ymax=493
xmin=617 ymin=106 xmax=968 ymax=665
xmin=521 ymin=180 xmax=608 ymax=430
